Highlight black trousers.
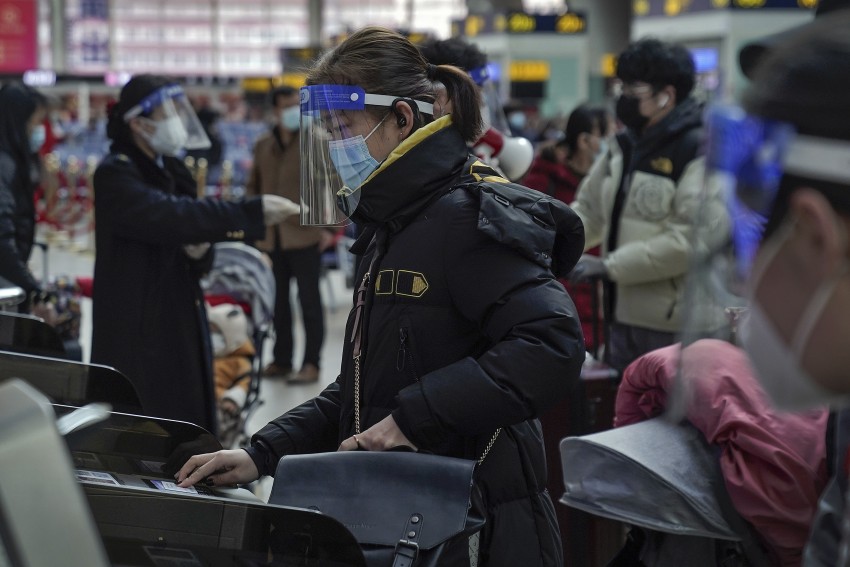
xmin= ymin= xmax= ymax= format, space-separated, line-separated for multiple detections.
xmin=269 ymin=244 xmax=325 ymax=369
xmin=608 ymin=321 xmax=676 ymax=376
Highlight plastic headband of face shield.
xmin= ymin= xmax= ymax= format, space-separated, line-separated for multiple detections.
xmin=704 ymin=104 xmax=850 ymax=279
xmin=298 ymin=84 xmax=435 ymax=227
xmin=122 ymin=84 xmax=185 ymax=121
xmin=468 ymin=65 xmax=490 ymax=87
xmin=121 ymin=84 xmax=211 ymax=151
xmin=466 ymin=66 xmax=511 ymax=136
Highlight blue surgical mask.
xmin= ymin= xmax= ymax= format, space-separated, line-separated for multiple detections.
xmin=282 ymin=106 xmax=300 ymax=132
xmin=29 ymin=124 xmax=46 ymax=153
xmin=328 ymin=115 xmax=386 ymax=190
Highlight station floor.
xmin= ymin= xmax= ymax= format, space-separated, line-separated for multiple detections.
xmin=31 ymin=232 xmax=352 ymax=501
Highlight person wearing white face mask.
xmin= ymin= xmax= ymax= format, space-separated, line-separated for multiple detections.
xmin=677 ymin=11 xmax=850 ymax=566
xmin=91 ymin=75 xmax=301 ymax=435
xmin=245 ymin=86 xmax=334 ymax=384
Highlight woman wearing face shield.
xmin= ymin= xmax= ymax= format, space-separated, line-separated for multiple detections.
xmin=176 ymin=27 xmax=585 ymax=566
xmin=91 ymin=75 xmax=299 ymax=434
xmin=676 ymin=11 xmax=850 ymax=566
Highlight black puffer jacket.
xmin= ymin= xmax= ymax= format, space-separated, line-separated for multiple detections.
xmin=249 ymin=117 xmax=585 ymax=566
xmin=0 ymin=150 xmax=39 ymax=293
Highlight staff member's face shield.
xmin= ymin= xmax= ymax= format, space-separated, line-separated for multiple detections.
xmin=469 ymin=65 xmax=510 ymax=135
xmin=299 ymin=84 xmax=433 ymax=226
xmin=123 ymin=84 xmax=211 ymax=151
xmin=670 ymin=104 xmax=842 ymax=417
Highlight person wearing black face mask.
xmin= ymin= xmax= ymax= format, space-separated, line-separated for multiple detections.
xmin=569 ymin=38 xmax=704 ymax=374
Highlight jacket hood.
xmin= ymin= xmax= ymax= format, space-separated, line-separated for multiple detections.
xmin=457 ymin=159 xmax=585 ymax=277
xmin=351 ymin=116 xmax=469 ymax=229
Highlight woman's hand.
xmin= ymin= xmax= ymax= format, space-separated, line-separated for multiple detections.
xmin=338 ymin=414 xmax=418 ymax=452
xmin=175 ymin=449 xmax=259 ymax=488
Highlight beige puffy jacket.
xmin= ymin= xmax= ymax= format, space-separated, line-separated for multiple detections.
xmin=572 ymin=103 xmax=705 ymax=332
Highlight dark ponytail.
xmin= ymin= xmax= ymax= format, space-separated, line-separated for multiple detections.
xmin=428 ymin=63 xmax=483 ymax=143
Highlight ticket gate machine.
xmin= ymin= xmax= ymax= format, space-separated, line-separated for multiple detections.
xmin=57 ymin=405 xmax=366 ymax=566
xmin=0 ymin=349 xmax=143 ymax=413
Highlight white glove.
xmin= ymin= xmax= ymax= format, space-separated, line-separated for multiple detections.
xmin=183 ymin=242 xmax=211 ymax=259
xmin=261 ymin=195 xmax=301 ymax=225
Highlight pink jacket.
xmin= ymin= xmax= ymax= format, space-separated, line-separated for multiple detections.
xmin=615 ymin=339 xmax=829 ymax=567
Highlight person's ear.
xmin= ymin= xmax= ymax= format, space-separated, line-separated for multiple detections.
xmin=392 ymin=100 xmax=415 ymax=139
xmin=789 ymin=188 xmax=848 ymax=278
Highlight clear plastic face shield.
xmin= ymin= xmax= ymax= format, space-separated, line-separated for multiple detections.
xmin=466 ymin=65 xmax=533 ymax=181
xmin=670 ymin=104 xmax=814 ymax=417
xmin=299 ymin=85 xmax=433 ymax=226
xmin=123 ymin=84 xmax=211 ymax=151
xmin=468 ymin=65 xmax=510 ymax=135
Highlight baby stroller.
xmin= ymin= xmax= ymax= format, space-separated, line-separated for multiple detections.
xmin=559 ymin=417 xmax=774 ymax=566
xmin=201 ymin=242 xmax=275 ymax=447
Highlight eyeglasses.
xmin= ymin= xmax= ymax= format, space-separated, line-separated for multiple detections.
xmin=613 ymin=81 xmax=654 ymax=98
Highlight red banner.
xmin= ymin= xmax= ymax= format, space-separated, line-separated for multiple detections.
xmin=0 ymin=0 xmax=37 ymax=73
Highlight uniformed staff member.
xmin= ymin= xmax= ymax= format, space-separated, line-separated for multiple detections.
xmin=177 ymin=27 xmax=585 ymax=566
xmin=91 ymin=74 xmax=298 ymax=434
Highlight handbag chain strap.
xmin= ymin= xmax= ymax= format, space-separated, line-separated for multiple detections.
xmin=478 ymin=428 xmax=501 ymax=464
xmin=349 ymin=251 xmax=502 ymax=460
xmin=351 ymin=269 xmax=371 ymax=435
xmin=353 ymin=355 xmax=363 ymax=434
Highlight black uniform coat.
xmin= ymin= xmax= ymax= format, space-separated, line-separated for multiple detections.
xmin=91 ymin=143 xmax=265 ymax=433
xmin=249 ymin=117 xmax=586 ymax=566
xmin=0 ymin=150 xmax=39 ymax=293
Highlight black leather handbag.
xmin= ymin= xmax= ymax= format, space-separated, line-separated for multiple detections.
xmin=270 ymin=450 xmax=487 ymax=567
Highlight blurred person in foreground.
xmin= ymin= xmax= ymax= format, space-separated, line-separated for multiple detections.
xmin=699 ymin=11 xmax=850 ymax=566
xmin=177 ymin=27 xmax=585 ymax=566
xmin=0 ymin=83 xmax=48 ymax=303
xmin=570 ymin=38 xmax=704 ymax=373
xmin=246 ymin=86 xmax=332 ymax=384
xmin=525 ymin=103 xmax=611 ymax=353
xmin=91 ymin=74 xmax=300 ymax=434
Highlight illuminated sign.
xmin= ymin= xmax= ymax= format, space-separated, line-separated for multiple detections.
xmin=689 ymin=47 xmax=719 ymax=72
xmin=0 ymin=0 xmax=37 ymax=73
xmin=509 ymin=61 xmax=550 ymax=82
xmin=634 ymin=0 xmax=815 ymax=16
xmin=279 ymin=47 xmax=323 ymax=73
xmin=601 ymin=53 xmax=617 ymax=78
xmin=104 ymin=71 xmax=132 ymax=87
xmin=23 ymin=69 xmax=56 ymax=87
xmin=452 ymin=11 xmax=586 ymax=37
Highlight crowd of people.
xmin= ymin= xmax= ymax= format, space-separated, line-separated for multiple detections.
xmin=3 ymin=5 xmax=850 ymax=565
